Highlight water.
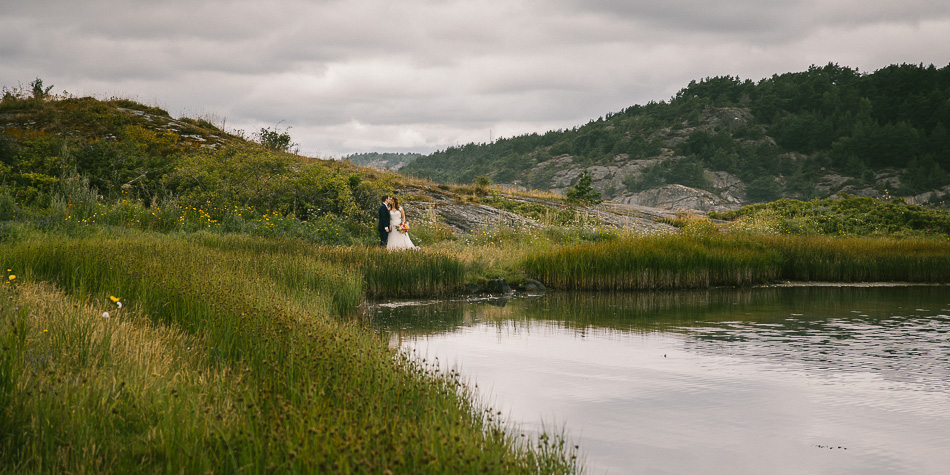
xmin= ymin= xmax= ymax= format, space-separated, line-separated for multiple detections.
xmin=367 ymin=286 xmax=950 ymax=474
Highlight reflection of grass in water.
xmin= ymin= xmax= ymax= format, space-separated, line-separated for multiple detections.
xmin=371 ymin=290 xmax=754 ymax=336
xmin=371 ymin=286 xmax=950 ymax=337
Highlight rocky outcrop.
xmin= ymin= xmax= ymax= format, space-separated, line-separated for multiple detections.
xmin=585 ymin=202 xmax=680 ymax=233
xmin=401 ymin=190 xmax=680 ymax=236
xmin=615 ymin=184 xmax=740 ymax=212
xmin=115 ymin=108 xmax=229 ymax=149
xmin=906 ymin=185 xmax=950 ymax=206
xmin=406 ymin=203 xmax=536 ymax=234
xmin=706 ymin=171 xmax=745 ymax=204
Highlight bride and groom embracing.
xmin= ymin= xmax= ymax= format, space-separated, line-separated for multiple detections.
xmin=377 ymin=195 xmax=419 ymax=250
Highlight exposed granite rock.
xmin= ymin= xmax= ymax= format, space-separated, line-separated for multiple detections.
xmin=909 ymin=186 xmax=950 ymax=205
xmin=706 ymin=171 xmax=746 ymax=204
xmin=615 ymin=184 xmax=740 ymax=212
xmin=421 ymin=204 xmax=536 ymax=234
xmin=546 ymin=159 xmax=660 ymax=197
xmin=401 ymin=194 xmax=679 ymax=237
xmin=585 ymin=202 xmax=680 ymax=233
xmin=815 ymin=173 xmax=853 ymax=195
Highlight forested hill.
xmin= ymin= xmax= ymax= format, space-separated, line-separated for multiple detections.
xmin=401 ymin=63 xmax=950 ymax=208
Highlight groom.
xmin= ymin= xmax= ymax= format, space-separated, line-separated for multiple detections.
xmin=377 ymin=195 xmax=392 ymax=246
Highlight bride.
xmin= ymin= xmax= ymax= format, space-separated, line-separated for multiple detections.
xmin=387 ymin=197 xmax=419 ymax=250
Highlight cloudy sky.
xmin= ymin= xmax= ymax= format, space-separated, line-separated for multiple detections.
xmin=3 ymin=1 xmax=950 ymax=158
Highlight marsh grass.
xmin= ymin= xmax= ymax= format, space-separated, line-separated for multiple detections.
xmin=0 ymin=232 xmax=579 ymax=473
xmin=523 ymin=234 xmax=780 ymax=290
xmin=191 ymin=233 xmax=466 ymax=299
xmin=1 ymin=282 xmax=247 ymax=472
xmin=759 ymin=235 xmax=950 ymax=282
xmin=521 ymin=233 xmax=950 ymax=290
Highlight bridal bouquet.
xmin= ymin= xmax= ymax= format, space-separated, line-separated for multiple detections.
xmin=397 ymin=222 xmax=410 ymax=233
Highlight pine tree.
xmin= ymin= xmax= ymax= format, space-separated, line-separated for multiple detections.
xmin=567 ymin=170 xmax=602 ymax=205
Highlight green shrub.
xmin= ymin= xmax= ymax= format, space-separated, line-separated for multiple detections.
xmin=0 ymin=187 xmax=17 ymax=221
xmin=712 ymin=196 xmax=950 ymax=237
xmin=0 ymin=222 xmax=23 ymax=243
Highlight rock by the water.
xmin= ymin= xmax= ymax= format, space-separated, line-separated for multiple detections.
xmin=524 ymin=279 xmax=546 ymax=293
xmin=485 ymin=278 xmax=513 ymax=295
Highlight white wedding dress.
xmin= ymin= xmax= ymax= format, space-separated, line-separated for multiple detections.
xmin=387 ymin=208 xmax=418 ymax=250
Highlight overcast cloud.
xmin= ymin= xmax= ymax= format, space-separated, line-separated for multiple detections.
xmin=3 ymin=0 xmax=949 ymax=157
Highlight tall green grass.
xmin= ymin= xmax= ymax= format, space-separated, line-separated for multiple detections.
xmin=759 ymin=235 xmax=950 ymax=282
xmin=523 ymin=234 xmax=781 ymax=290
xmin=192 ymin=233 xmax=466 ymax=299
xmin=0 ymin=232 xmax=578 ymax=473
xmin=522 ymin=234 xmax=950 ymax=290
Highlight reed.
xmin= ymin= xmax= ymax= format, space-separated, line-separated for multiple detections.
xmin=1 ymin=282 xmax=247 ymax=471
xmin=522 ymin=233 xmax=950 ymax=290
xmin=0 ymin=232 xmax=578 ymax=473
xmin=191 ymin=233 xmax=466 ymax=299
xmin=758 ymin=235 xmax=950 ymax=282
xmin=522 ymin=234 xmax=781 ymax=290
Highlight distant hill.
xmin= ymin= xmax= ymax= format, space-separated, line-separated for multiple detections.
xmin=401 ymin=63 xmax=950 ymax=210
xmin=344 ymin=152 xmax=420 ymax=170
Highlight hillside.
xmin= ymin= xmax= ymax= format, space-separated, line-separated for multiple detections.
xmin=0 ymin=83 xmax=403 ymax=239
xmin=344 ymin=152 xmax=420 ymax=170
xmin=401 ymin=63 xmax=950 ymax=211
xmin=4 ymin=77 xmax=950 ymax=475
xmin=0 ymin=83 xmax=676 ymax=241
xmin=4 ymin=77 xmax=950 ymax=243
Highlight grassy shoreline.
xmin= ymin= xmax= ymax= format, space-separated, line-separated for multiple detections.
xmin=2 ymin=220 xmax=950 ymax=473
xmin=0 ymin=231 xmax=577 ymax=473
xmin=521 ymin=234 xmax=950 ymax=291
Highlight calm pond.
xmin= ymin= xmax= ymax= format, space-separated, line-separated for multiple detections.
xmin=367 ymin=285 xmax=950 ymax=474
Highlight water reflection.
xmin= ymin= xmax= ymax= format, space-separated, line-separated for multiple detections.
xmin=367 ymin=286 xmax=950 ymax=474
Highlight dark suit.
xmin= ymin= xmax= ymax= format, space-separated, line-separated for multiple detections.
xmin=377 ymin=203 xmax=391 ymax=246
